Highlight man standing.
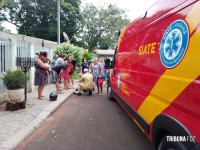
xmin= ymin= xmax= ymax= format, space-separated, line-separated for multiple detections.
xmin=94 ymin=58 xmax=104 ymax=95
xmin=80 ymin=58 xmax=90 ymax=74
xmin=55 ymin=54 xmax=66 ymax=66
xmin=51 ymin=55 xmax=59 ymax=83
xmin=77 ymin=69 xmax=93 ymax=96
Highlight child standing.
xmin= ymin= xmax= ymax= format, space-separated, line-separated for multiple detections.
xmin=60 ymin=62 xmax=69 ymax=90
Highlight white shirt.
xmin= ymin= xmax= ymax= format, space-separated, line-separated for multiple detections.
xmin=55 ymin=58 xmax=64 ymax=66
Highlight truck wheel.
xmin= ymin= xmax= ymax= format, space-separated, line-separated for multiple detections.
xmin=158 ymin=136 xmax=187 ymax=150
xmin=107 ymin=84 xmax=115 ymax=101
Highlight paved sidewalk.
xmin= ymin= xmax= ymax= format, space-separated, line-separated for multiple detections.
xmin=0 ymin=82 xmax=77 ymax=150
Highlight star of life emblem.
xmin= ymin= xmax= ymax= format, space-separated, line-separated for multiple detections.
xmin=160 ymin=20 xmax=189 ymax=68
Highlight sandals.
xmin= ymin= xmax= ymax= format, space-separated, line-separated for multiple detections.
xmin=57 ymin=91 xmax=63 ymax=94
xmin=68 ymin=86 xmax=75 ymax=89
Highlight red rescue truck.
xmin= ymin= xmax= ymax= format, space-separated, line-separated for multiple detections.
xmin=106 ymin=0 xmax=200 ymax=149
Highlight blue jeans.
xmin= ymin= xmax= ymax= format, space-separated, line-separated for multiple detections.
xmin=103 ymin=69 xmax=108 ymax=81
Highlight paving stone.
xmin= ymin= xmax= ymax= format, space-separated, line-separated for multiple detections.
xmin=0 ymin=82 xmax=77 ymax=150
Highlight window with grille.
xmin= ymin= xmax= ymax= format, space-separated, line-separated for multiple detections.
xmin=17 ymin=41 xmax=30 ymax=57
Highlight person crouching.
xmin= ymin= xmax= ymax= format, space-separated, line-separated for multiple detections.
xmin=52 ymin=64 xmax=68 ymax=94
xmin=77 ymin=68 xmax=93 ymax=96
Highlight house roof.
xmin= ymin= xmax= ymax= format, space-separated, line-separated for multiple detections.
xmin=95 ymin=50 xmax=115 ymax=55
xmin=0 ymin=31 xmax=57 ymax=48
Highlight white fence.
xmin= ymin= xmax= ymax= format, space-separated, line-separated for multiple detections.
xmin=0 ymin=31 xmax=57 ymax=102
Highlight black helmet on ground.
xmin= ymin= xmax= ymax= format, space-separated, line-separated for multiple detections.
xmin=49 ymin=91 xmax=58 ymax=101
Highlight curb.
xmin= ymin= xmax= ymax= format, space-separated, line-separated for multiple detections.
xmin=0 ymin=90 xmax=74 ymax=150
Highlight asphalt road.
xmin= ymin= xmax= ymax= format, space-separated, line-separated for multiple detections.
xmin=15 ymin=86 xmax=154 ymax=150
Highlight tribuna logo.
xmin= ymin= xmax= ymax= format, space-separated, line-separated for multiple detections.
xmin=166 ymin=136 xmax=195 ymax=142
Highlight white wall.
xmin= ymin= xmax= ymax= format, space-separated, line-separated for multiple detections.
xmin=0 ymin=31 xmax=57 ymax=102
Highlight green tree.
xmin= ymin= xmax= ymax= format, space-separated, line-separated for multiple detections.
xmin=98 ymin=36 xmax=116 ymax=50
xmin=53 ymin=43 xmax=83 ymax=67
xmin=82 ymin=51 xmax=93 ymax=63
xmin=0 ymin=0 xmax=8 ymax=9
xmin=76 ymin=4 xmax=130 ymax=52
xmin=0 ymin=0 xmax=82 ymax=42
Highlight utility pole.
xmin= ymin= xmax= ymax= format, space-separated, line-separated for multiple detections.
xmin=57 ymin=0 xmax=60 ymax=45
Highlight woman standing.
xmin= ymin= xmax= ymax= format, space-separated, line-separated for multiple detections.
xmin=60 ymin=61 xmax=69 ymax=90
xmin=92 ymin=60 xmax=98 ymax=86
xmin=93 ymin=58 xmax=103 ymax=95
xmin=34 ymin=51 xmax=50 ymax=100
xmin=68 ymin=56 xmax=76 ymax=89
xmin=80 ymin=58 xmax=90 ymax=74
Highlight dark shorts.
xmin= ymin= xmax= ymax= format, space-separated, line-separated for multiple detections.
xmin=52 ymin=70 xmax=59 ymax=82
